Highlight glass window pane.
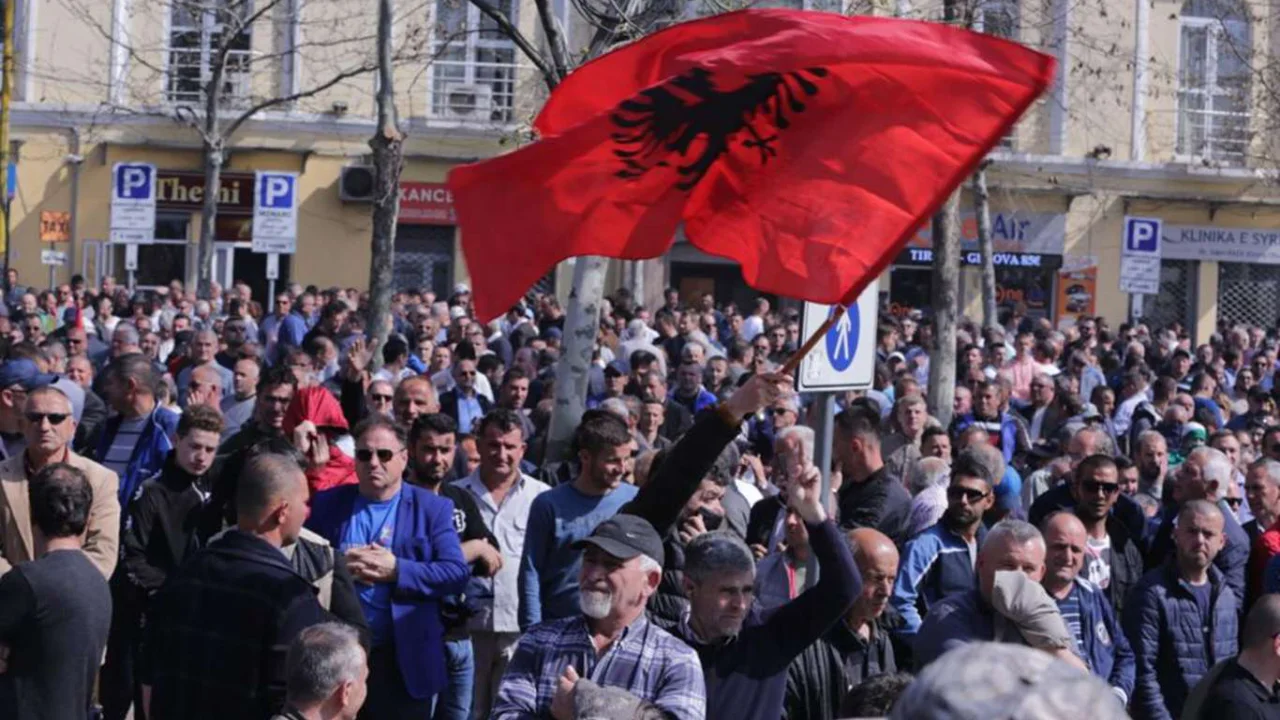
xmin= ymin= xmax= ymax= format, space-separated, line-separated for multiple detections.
xmin=1180 ymin=24 xmax=1209 ymax=88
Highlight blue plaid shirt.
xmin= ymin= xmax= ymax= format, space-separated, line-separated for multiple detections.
xmin=491 ymin=614 xmax=705 ymax=720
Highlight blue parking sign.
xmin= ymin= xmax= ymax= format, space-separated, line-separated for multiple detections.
xmin=258 ymin=173 xmax=296 ymax=209
xmin=114 ymin=164 xmax=154 ymax=200
xmin=1123 ymin=217 xmax=1162 ymax=255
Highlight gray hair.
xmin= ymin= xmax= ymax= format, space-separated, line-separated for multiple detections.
xmin=637 ymin=554 xmax=661 ymax=574
xmin=599 ymin=398 xmax=631 ymax=423
xmin=907 ymin=456 xmax=951 ymax=496
xmin=1250 ymin=458 xmax=1280 ymax=489
xmin=775 ymin=425 xmax=815 ymax=465
xmin=684 ymin=531 xmax=755 ymax=584
xmin=983 ymin=519 xmax=1044 ymax=556
xmin=285 ymin=622 xmax=366 ymax=706
xmin=1188 ymin=446 xmax=1234 ymax=501
xmin=954 ymin=444 xmax=1004 ymax=487
xmin=1073 ymin=425 xmax=1115 ymax=457
xmin=113 ymin=323 xmax=139 ymax=346
xmin=1137 ymin=429 xmax=1167 ymax=452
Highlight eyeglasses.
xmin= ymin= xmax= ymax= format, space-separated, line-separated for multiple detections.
xmin=369 ymin=393 xmax=393 ymax=404
xmin=946 ymin=486 xmax=990 ymax=503
xmin=1081 ymin=480 xmax=1121 ymax=496
xmin=356 ymin=448 xmax=397 ymax=464
xmin=24 ymin=412 xmax=68 ymax=426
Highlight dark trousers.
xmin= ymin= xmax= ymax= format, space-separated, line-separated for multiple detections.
xmin=359 ymin=643 xmax=432 ymax=720
xmin=100 ymin=579 xmax=144 ymax=720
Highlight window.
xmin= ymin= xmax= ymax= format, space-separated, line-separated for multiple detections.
xmin=430 ymin=0 xmax=518 ymax=125
xmin=166 ymin=0 xmax=254 ymax=107
xmin=1177 ymin=0 xmax=1251 ymax=164
xmin=977 ymin=1 xmax=1018 ymax=149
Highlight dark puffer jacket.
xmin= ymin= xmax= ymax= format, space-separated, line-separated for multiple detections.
xmin=1121 ymin=563 xmax=1238 ymax=720
xmin=621 ymin=407 xmax=742 ymax=631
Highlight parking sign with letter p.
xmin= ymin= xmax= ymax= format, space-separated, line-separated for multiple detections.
xmin=1123 ymin=217 xmax=1162 ymax=255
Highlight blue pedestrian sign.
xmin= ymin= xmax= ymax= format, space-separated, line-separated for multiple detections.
xmin=824 ymin=301 xmax=861 ymax=373
xmin=110 ymin=162 xmax=157 ymax=244
xmin=798 ymin=280 xmax=879 ymax=392
xmin=253 ymin=171 xmax=300 ymax=254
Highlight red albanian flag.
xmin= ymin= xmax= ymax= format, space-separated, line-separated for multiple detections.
xmin=449 ymin=10 xmax=1056 ymax=322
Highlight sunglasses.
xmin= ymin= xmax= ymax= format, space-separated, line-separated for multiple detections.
xmin=947 ymin=486 xmax=990 ymax=503
xmin=356 ymin=448 xmax=397 ymax=464
xmin=1081 ymin=480 xmax=1121 ymax=496
xmin=369 ymin=393 xmax=393 ymax=403
xmin=1226 ymin=497 xmax=1244 ymax=509
xmin=25 ymin=412 xmax=69 ymax=426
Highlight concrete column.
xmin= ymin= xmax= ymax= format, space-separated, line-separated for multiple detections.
xmin=1195 ymin=261 xmax=1218 ymax=346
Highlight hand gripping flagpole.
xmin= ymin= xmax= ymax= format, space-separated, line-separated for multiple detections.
xmin=778 ymin=304 xmax=845 ymax=377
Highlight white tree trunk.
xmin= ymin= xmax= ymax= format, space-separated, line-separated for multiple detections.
xmin=544 ymin=255 xmax=608 ymax=463
xmin=973 ymin=167 xmax=997 ymax=329
xmin=928 ymin=191 xmax=960 ymax=426
xmin=192 ymin=143 xmax=223 ymax=299
xmin=367 ymin=0 xmax=401 ymax=373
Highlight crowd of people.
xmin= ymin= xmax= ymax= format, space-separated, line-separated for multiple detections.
xmin=1 ymin=266 xmax=1280 ymax=719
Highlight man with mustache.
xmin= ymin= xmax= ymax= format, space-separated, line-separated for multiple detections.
xmin=491 ymin=514 xmax=705 ymax=719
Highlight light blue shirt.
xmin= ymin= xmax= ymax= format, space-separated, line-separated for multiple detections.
xmin=341 ymin=488 xmax=402 ymax=646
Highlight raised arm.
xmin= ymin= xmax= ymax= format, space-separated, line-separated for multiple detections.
xmin=622 ymin=374 xmax=791 ymax=537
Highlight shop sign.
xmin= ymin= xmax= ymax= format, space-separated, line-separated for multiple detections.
xmin=898 ymin=247 xmax=1061 ymax=268
xmin=1160 ymin=224 xmax=1280 ymax=265
xmin=905 ymin=211 xmax=1066 ymax=254
xmin=1055 ymin=263 xmax=1097 ymax=329
xmin=156 ymin=170 xmax=255 ymax=216
xmin=399 ymin=182 xmax=456 ymax=225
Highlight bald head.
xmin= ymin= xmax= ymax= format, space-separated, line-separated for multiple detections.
xmin=849 ymin=528 xmax=898 ymax=568
xmin=1243 ymin=594 xmax=1280 ymax=651
xmin=847 ymin=528 xmax=899 ymax=621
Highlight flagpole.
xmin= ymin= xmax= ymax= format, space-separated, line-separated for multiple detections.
xmin=778 ymin=304 xmax=844 ymax=376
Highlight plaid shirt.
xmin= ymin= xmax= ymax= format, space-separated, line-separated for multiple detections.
xmin=491 ymin=614 xmax=705 ymax=720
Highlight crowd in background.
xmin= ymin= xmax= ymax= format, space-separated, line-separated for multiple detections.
xmin=0 ymin=264 xmax=1279 ymax=719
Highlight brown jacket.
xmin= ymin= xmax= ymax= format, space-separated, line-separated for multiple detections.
xmin=0 ymin=450 xmax=120 ymax=578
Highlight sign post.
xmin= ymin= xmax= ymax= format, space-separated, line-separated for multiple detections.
xmin=797 ymin=280 xmax=879 ymax=508
xmin=266 ymin=252 xmax=280 ymax=307
xmin=252 ymin=171 xmax=299 ymax=254
xmin=1121 ymin=216 xmax=1162 ymax=321
xmin=39 ymin=210 xmax=70 ymax=290
xmin=111 ymin=163 xmax=156 ymax=292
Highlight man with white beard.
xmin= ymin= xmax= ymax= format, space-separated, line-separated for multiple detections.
xmin=491 ymin=515 xmax=706 ymax=719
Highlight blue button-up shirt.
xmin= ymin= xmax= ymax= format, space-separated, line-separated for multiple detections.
xmin=491 ymin=614 xmax=705 ymax=720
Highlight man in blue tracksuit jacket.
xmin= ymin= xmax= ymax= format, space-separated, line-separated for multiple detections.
xmin=1040 ymin=511 xmax=1135 ymax=705
xmin=891 ymin=448 xmax=996 ymax=636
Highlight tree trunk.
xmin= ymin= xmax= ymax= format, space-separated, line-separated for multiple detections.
xmin=928 ymin=190 xmax=960 ymax=427
xmin=544 ymin=255 xmax=608 ymax=463
xmin=973 ymin=167 xmax=997 ymax=329
xmin=367 ymin=0 xmax=401 ymax=373
xmin=191 ymin=141 xmax=223 ymax=299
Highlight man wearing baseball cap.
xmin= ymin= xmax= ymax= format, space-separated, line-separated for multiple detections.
xmin=492 ymin=514 xmax=705 ymax=720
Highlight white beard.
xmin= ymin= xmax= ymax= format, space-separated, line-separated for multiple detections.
xmin=580 ymin=590 xmax=613 ymax=620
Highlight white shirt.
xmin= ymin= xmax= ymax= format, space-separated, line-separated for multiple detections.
xmin=431 ymin=368 xmax=495 ymax=403
xmin=742 ymin=315 xmax=765 ymax=342
xmin=452 ymin=471 xmax=549 ymax=633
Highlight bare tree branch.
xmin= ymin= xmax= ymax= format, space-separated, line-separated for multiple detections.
xmin=465 ymin=0 xmax=560 ymax=89
xmin=532 ymin=0 xmax=571 ymax=82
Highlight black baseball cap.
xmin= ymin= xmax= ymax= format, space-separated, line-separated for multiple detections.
xmin=573 ymin=514 xmax=665 ymax=568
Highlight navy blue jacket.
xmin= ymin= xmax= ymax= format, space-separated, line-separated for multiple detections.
xmin=1067 ymin=577 xmax=1135 ymax=704
xmin=1121 ymin=563 xmax=1238 ymax=720
xmin=890 ymin=522 xmax=986 ymax=635
xmin=1147 ymin=499 xmax=1249 ymax=610
xmin=307 ymin=483 xmax=469 ymax=700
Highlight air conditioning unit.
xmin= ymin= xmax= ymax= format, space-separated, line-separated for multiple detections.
xmin=339 ymin=165 xmax=375 ymax=203
xmin=441 ymin=83 xmax=493 ymax=121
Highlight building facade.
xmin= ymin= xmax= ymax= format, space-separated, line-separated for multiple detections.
xmin=3 ymin=0 xmax=1278 ymax=339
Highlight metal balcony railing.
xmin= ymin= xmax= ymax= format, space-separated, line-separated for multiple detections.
xmin=427 ymin=58 xmax=523 ymax=127
xmin=1175 ymin=103 xmax=1251 ymax=166
xmin=165 ymin=47 xmax=253 ymax=107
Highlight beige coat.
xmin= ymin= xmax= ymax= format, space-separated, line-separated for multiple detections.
xmin=0 ymin=450 xmax=120 ymax=578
